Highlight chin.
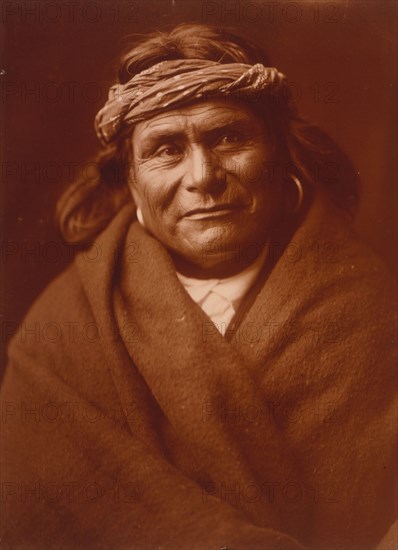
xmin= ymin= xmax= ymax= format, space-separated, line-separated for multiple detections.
xmin=187 ymin=225 xmax=241 ymax=248
xmin=177 ymin=228 xmax=259 ymax=263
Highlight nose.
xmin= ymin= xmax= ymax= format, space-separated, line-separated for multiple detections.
xmin=182 ymin=145 xmax=226 ymax=194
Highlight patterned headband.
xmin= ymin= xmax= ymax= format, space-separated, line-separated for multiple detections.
xmin=94 ymin=59 xmax=287 ymax=146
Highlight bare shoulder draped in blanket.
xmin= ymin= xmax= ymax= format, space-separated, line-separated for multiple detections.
xmin=1 ymin=24 xmax=396 ymax=550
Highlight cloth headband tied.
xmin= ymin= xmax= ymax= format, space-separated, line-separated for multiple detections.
xmin=94 ymin=59 xmax=287 ymax=146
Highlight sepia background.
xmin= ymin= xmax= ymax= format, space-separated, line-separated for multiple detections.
xmin=1 ymin=0 xmax=397 ymax=374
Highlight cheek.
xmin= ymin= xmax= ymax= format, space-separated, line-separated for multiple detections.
xmin=230 ymin=147 xmax=273 ymax=188
xmin=133 ymin=170 xmax=177 ymax=223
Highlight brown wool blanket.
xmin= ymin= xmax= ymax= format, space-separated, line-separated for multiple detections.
xmin=1 ymin=191 xmax=396 ymax=549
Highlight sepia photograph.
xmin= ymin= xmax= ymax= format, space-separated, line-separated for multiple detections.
xmin=1 ymin=1 xmax=397 ymax=548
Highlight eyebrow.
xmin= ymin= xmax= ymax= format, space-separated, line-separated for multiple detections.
xmin=138 ymin=116 xmax=261 ymax=153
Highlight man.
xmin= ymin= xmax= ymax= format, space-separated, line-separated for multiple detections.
xmin=1 ymin=24 xmax=396 ymax=549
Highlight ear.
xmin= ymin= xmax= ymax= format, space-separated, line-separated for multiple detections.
xmin=126 ymin=164 xmax=141 ymax=204
xmin=135 ymin=207 xmax=146 ymax=227
xmin=127 ymin=162 xmax=136 ymax=189
xmin=127 ymin=172 xmax=145 ymax=226
xmin=125 ymin=137 xmax=138 ymax=188
xmin=130 ymin=187 xmax=141 ymax=209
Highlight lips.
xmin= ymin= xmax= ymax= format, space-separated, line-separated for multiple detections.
xmin=184 ymin=204 xmax=243 ymax=219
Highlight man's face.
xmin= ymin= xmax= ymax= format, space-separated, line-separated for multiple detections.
xmin=129 ymin=99 xmax=282 ymax=272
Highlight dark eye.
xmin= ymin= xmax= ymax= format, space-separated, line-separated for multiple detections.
xmin=216 ymin=132 xmax=244 ymax=147
xmin=156 ymin=144 xmax=183 ymax=158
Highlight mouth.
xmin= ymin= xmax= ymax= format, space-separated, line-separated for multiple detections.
xmin=183 ymin=204 xmax=244 ymax=220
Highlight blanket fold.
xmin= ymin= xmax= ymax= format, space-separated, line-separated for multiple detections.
xmin=1 ymin=191 xmax=396 ymax=549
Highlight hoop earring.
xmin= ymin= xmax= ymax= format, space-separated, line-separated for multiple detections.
xmin=290 ymin=175 xmax=304 ymax=213
xmin=136 ymin=207 xmax=146 ymax=227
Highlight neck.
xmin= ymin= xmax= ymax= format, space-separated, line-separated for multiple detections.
xmin=171 ymin=248 xmax=267 ymax=280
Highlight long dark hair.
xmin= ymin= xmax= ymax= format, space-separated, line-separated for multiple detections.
xmin=57 ymin=23 xmax=360 ymax=245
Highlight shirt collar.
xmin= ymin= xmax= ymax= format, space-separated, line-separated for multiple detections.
xmin=176 ymin=245 xmax=268 ymax=308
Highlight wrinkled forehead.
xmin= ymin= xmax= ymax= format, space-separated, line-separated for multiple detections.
xmin=132 ymin=98 xmax=265 ymax=141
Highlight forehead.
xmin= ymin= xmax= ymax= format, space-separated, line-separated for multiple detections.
xmin=132 ymin=99 xmax=261 ymax=141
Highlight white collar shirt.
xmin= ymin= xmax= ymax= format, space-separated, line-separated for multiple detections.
xmin=176 ymin=247 xmax=267 ymax=334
